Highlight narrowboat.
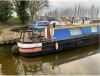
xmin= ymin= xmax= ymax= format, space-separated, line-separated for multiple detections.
xmin=17 ymin=23 xmax=100 ymax=57
xmin=67 ymin=17 xmax=91 ymax=25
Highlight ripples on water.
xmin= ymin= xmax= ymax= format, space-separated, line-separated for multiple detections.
xmin=0 ymin=44 xmax=99 ymax=75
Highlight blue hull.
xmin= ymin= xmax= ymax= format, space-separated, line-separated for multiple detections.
xmin=20 ymin=33 xmax=99 ymax=57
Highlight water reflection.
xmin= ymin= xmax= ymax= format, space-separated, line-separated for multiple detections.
xmin=0 ymin=44 xmax=99 ymax=75
xmin=0 ymin=45 xmax=17 ymax=75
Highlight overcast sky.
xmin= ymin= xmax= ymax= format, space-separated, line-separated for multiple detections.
xmin=13 ymin=0 xmax=100 ymax=17
xmin=48 ymin=0 xmax=100 ymax=9
xmin=41 ymin=0 xmax=100 ymax=17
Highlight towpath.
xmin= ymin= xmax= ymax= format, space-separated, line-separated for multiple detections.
xmin=0 ymin=26 xmax=18 ymax=44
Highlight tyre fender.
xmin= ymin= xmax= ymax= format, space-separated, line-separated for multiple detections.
xmin=55 ymin=42 xmax=59 ymax=50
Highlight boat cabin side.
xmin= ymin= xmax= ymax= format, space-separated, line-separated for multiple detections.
xmin=17 ymin=23 xmax=100 ymax=43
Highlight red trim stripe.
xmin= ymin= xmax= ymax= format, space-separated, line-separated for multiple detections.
xmin=19 ymin=47 xmax=42 ymax=53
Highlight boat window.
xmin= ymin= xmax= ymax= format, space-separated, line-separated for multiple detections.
xmin=70 ymin=28 xmax=82 ymax=36
xmin=37 ymin=22 xmax=49 ymax=26
xmin=91 ymin=26 xmax=97 ymax=32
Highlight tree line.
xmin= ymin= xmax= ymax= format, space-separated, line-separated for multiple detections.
xmin=0 ymin=0 xmax=48 ymax=24
xmin=45 ymin=4 xmax=99 ymax=18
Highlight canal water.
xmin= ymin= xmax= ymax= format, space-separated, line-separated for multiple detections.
xmin=0 ymin=44 xmax=99 ymax=75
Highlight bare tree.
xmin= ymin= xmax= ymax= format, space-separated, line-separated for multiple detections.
xmin=95 ymin=7 xmax=99 ymax=18
xmin=28 ymin=0 xmax=48 ymax=19
xmin=45 ymin=4 xmax=99 ymax=18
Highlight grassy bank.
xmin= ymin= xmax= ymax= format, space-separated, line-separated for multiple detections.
xmin=0 ymin=16 xmax=27 ymax=31
xmin=0 ymin=17 xmax=29 ymax=45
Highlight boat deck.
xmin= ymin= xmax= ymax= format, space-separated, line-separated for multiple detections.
xmin=54 ymin=23 xmax=100 ymax=30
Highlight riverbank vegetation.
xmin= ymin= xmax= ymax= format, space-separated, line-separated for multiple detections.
xmin=0 ymin=0 xmax=48 ymax=27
